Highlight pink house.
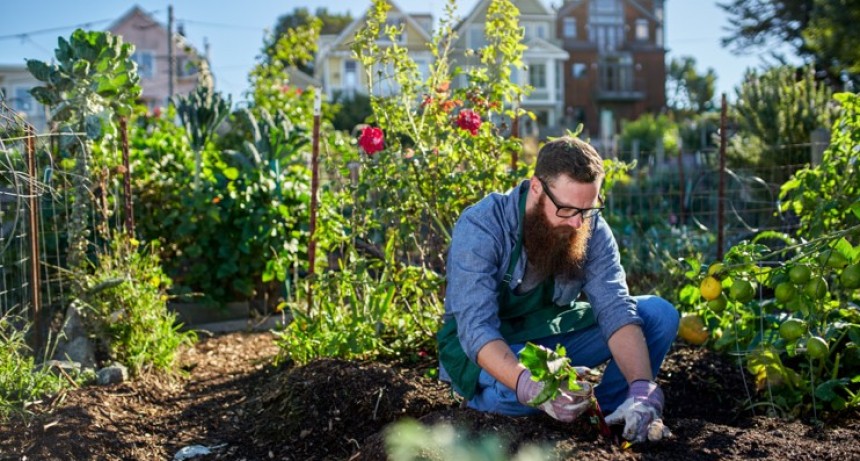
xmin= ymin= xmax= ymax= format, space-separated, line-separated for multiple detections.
xmin=108 ymin=6 xmax=204 ymax=110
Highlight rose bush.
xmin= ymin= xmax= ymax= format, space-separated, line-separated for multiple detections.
xmin=277 ymin=0 xmax=536 ymax=363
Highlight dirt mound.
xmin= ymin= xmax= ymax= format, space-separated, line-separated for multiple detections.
xmin=246 ymin=358 xmax=457 ymax=460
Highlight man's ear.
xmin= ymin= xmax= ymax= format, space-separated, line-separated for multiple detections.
xmin=530 ymin=176 xmax=541 ymax=193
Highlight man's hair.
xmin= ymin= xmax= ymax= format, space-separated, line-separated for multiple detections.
xmin=534 ymin=136 xmax=604 ymax=184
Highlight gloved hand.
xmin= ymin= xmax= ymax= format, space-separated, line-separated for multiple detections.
xmin=515 ymin=369 xmax=593 ymax=422
xmin=605 ymin=380 xmax=672 ymax=443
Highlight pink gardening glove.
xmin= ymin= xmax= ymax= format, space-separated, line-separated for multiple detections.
xmin=515 ymin=369 xmax=592 ymax=422
xmin=605 ymin=380 xmax=672 ymax=443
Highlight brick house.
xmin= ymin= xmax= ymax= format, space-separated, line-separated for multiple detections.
xmin=557 ymin=0 xmax=666 ymax=150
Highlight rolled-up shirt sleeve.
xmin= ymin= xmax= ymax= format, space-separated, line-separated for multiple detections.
xmin=444 ymin=209 xmax=508 ymax=364
xmin=582 ymin=216 xmax=642 ymax=341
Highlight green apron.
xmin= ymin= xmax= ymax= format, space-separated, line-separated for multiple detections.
xmin=436 ymin=190 xmax=596 ymax=399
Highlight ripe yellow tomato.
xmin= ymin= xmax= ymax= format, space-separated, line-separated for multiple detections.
xmin=700 ymin=276 xmax=722 ymax=301
xmin=679 ymin=314 xmax=709 ymax=346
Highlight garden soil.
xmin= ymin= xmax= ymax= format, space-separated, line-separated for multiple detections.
xmin=1 ymin=330 xmax=858 ymax=460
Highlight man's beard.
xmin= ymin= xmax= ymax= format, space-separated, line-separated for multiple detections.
xmin=522 ymin=194 xmax=591 ymax=281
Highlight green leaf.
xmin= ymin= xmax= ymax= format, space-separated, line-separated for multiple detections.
xmin=223 ymin=167 xmax=240 ymax=181
xmin=679 ymin=284 xmax=700 ymax=305
xmin=85 ymin=114 xmax=102 ymax=140
xmin=26 ymin=60 xmax=52 ymax=82
xmin=850 ymin=201 xmax=860 ymax=220
xmin=29 ymin=86 xmax=58 ymax=106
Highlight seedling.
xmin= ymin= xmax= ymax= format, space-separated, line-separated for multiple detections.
xmin=519 ymin=343 xmax=613 ymax=439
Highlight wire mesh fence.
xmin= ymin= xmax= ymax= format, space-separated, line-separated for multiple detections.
xmin=0 ymin=101 xmax=78 ymax=337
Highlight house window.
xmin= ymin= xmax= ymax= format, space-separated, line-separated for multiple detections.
xmin=13 ymin=87 xmax=36 ymax=114
xmin=523 ymin=22 xmax=548 ymax=40
xmin=176 ymin=56 xmax=198 ymax=77
xmin=571 ymin=63 xmax=588 ymax=79
xmin=344 ymin=60 xmax=358 ymax=96
xmin=589 ymin=0 xmax=624 ymax=52
xmin=468 ymin=25 xmax=487 ymax=49
xmin=563 ymin=18 xmax=577 ymax=38
xmin=132 ymin=51 xmax=155 ymax=78
xmin=635 ymin=19 xmax=649 ymax=41
xmin=418 ymin=60 xmax=431 ymax=82
xmin=528 ymin=63 xmax=546 ymax=89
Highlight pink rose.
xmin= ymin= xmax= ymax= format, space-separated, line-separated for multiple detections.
xmin=456 ymin=109 xmax=482 ymax=135
xmin=358 ymin=126 xmax=384 ymax=155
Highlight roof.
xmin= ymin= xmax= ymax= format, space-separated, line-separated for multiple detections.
xmin=323 ymin=0 xmax=433 ymax=55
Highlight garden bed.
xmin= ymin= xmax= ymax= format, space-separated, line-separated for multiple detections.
xmin=1 ymin=331 xmax=858 ymax=460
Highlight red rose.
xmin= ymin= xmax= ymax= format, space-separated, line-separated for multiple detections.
xmin=456 ymin=109 xmax=482 ymax=135
xmin=358 ymin=126 xmax=384 ymax=155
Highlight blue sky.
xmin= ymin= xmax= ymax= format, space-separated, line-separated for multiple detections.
xmin=0 ymin=0 xmax=793 ymax=107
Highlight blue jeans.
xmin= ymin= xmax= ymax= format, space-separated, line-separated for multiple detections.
xmin=466 ymin=295 xmax=679 ymax=415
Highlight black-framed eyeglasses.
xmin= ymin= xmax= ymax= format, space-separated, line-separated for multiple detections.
xmin=538 ymin=178 xmax=605 ymax=219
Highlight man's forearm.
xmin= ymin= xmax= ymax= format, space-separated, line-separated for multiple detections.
xmin=475 ymin=339 xmax=525 ymax=390
xmin=608 ymin=324 xmax=653 ymax=383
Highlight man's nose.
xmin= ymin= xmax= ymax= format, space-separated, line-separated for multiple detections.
xmin=561 ymin=214 xmax=584 ymax=229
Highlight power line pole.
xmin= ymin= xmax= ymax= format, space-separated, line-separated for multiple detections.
xmin=167 ymin=4 xmax=175 ymax=102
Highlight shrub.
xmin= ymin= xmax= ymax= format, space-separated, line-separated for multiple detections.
xmin=73 ymin=236 xmax=196 ymax=375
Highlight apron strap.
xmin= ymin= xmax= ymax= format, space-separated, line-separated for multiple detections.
xmin=503 ymin=188 xmax=528 ymax=284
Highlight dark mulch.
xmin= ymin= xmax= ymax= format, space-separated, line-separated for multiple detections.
xmin=1 ymin=331 xmax=858 ymax=460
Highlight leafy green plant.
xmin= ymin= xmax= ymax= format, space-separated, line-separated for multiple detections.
xmin=133 ymin=103 xmax=312 ymax=307
xmin=677 ymin=93 xmax=860 ymax=417
xmin=384 ymin=418 xmax=550 ymax=461
xmin=174 ymin=84 xmax=231 ymax=188
xmin=519 ymin=343 xmax=610 ymax=437
xmin=0 ymin=314 xmax=70 ymax=419
xmin=27 ymin=29 xmax=141 ymax=269
xmin=73 ymin=236 xmax=196 ymax=375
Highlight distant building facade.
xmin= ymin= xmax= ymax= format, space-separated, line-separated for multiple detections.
xmin=557 ymin=0 xmax=667 ymax=148
xmin=314 ymin=1 xmax=433 ymax=100
xmin=108 ymin=6 xmax=205 ymax=110
xmin=0 ymin=64 xmax=47 ymax=131
xmin=452 ymin=0 xmax=570 ymax=136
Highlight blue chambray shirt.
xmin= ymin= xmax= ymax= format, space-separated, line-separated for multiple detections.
xmin=442 ymin=179 xmax=642 ymax=368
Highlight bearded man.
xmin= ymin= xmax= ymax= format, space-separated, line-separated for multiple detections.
xmin=436 ymin=136 xmax=678 ymax=443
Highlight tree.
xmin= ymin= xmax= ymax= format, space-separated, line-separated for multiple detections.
xmin=719 ymin=0 xmax=860 ymax=86
xmin=667 ymin=56 xmax=717 ymax=116
xmin=732 ymin=65 xmax=837 ymax=170
xmin=264 ymin=7 xmax=353 ymax=75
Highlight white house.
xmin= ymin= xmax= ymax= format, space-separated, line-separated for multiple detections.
xmin=314 ymin=0 xmax=433 ymax=100
xmin=453 ymin=0 xmax=569 ymax=134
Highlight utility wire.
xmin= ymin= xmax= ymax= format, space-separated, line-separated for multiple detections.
xmin=0 ymin=18 xmax=116 ymax=41
xmin=177 ymin=19 xmax=263 ymax=31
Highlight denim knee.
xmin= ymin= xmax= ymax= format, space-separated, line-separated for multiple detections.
xmin=635 ymin=295 xmax=679 ymax=342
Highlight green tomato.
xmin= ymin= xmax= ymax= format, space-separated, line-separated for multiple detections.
xmin=774 ymin=282 xmax=796 ymax=304
xmin=789 ymin=265 xmax=811 ymax=284
xmin=803 ymin=277 xmax=828 ymax=300
xmin=778 ymin=319 xmax=806 ymax=341
xmin=806 ymin=336 xmax=829 ymax=359
xmin=730 ymin=279 xmax=755 ymax=303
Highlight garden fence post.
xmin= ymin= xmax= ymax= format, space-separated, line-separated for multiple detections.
xmin=810 ymin=128 xmax=829 ymax=166
xmin=119 ymin=117 xmax=134 ymax=235
xmin=510 ymin=100 xmax=519 ymax=179
xmin=308 ymin=89 xmax=321 ymax=313
xmin=25 ymin=125 xmax=42 ymax=350
xmin=677 ymin=138 xmax=686 ymax=226
xmin=717 ymin=93 xmax=727 ymax=260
